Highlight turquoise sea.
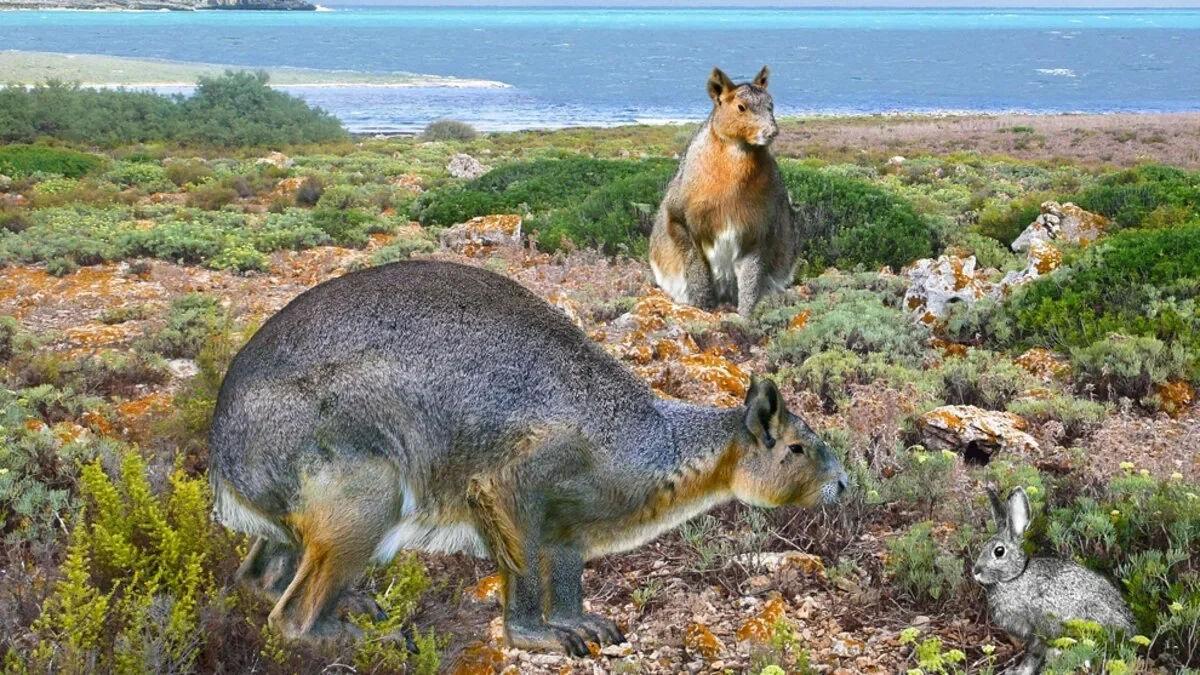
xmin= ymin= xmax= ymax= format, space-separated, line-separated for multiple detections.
xmin=2 ymin=7 xmax=1198 ymax=132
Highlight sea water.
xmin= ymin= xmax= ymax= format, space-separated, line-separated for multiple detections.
xmin=2 ymin=7 xmax=1198 ymax=133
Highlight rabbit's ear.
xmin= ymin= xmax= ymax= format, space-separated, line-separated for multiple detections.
xmin=1007 ymin=487 xmax=1031 ymax=537
xmin=986 ymin=486 xmax=1005 ymax=526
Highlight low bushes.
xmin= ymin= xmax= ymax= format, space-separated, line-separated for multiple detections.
xmin=529 ymin=163 xmax=673 ymax=254
xmin=0 ymin=145 xmax=104 ymax=179
xmin=1043 ymin=469 xmax=1200 ymax=667
xmin=0 ymin=72 xmax=347 ymax=148
xmin=781 ymin=162 xmax=939 ymax=273
xmin=422 ymin=119 xmax=477 ymax=142
xmin=767 ymin=289 xmax=931 ymax=368
xmin=412 ymin=157 xmax=672 ymax=227
xmin=1073 ymin=164 xmax=1200 ymax=231
xmin=1004 ymin=221 xmax=1200 ymax=379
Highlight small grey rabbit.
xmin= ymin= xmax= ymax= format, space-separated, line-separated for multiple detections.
xmin=974 ymin=486 xmax=1134 ymax=675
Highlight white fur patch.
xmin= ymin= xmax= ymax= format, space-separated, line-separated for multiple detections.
xmin=373 ymin=482 xmax=488 ymax=562
xmin=373 ymin=520 xmax=489 ymax=563
xmin=704 ymin=228 xmax=740 ymax=300
xmin=212 ymin=479 xmax=291 ymax=543
xmin=650 ymin=259 xmax=689 ymax=304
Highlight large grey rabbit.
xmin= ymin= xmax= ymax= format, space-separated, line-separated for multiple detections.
xmin=973 ymin=486 xmax=1134 ymax=674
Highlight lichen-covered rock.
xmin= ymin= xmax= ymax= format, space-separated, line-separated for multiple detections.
xmin=1015 ymin=347 xmax=1071 ymax=382
xmin=683 ymin=623 xmax=725 ymax=660
xmin=919 ymin=405 xmax=1040 ymax=457
xmin=1012 ymin=201 xmax=1108 ymax=252
xmin=735 ymin=595 xmax=786 ymax=644
xmin=902 ymin=255 xmax=993 ymax=323
xmin=447 ymin=153 xmax=489 ymax=180
xmin=439 ymin=214 xmax=523 ymax=256
xmin=905 ymin=241 xmax=1064 ymax=321
xmin=605 ymin=291 xmax=749 ymax=407
xmin=255 ymin=151 xmax=293 ymax=170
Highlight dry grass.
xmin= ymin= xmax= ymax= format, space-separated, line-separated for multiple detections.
xmin=776 ymin=113 xmax=1200 ymax=168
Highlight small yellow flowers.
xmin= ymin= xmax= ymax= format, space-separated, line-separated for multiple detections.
xmin=899 ymin=627 xmax=921 ymax=644
xmin=1139 ymin=469 xmax=1150 ymax=477
xmin=759 ymin=666 xmax=786 ymax=675
xmin=1130 ymin=634 xmax=1152 ymax=647
xmin=981 ymin=644 xmax=996 ymax=655
xmin=945 ymin=649 xmax=966 ymax=663
xmin=1119 ymin=461 xmax=1135 ymax=473
xmin=1051 ymin=636 xmax=1078 ymax=649
xmin=1170 ymin=601 xmax=1184 ymax=612
xmin=1026 ymin=486 xmax=1039 ymax=496
xmin=941 ymin=450 xmax=956 ymax=461
xmin=1171 ymin=472 xmax=1183 ymax=481
xmin=1111 ymin=509 xmax=1121 ymax=517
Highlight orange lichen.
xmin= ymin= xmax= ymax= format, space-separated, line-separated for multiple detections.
xmin=736 ymin=595 xmax=786 ymax=644
xmin=1015 ymin=348 xmax=1071 ymax=381
xmin=1157 ymin=379 xmax=1196 ymax=418
xmin=468 ymin=574 xmax=502 ymax=602
xmin=788 ymin=309 xmax=810 ymax=330
xmin=931 ymin=338 xmax=969 ymax=359
xmin=448 ymin=641 xmax=505 ymax=675
xmin=677 ymin=352 xmax=750 ymax=404
xmin=683 ymin=623 xmax=725 ymax=659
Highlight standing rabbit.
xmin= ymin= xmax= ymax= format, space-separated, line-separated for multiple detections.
xmin=973 ymin=486 xmax=1134 ymax=674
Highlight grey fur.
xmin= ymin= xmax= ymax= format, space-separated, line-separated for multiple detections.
xmin=974 ymin=487 xmax=1134 ymax=675
xmin=210 ymin=260 xmax=847 ymax=652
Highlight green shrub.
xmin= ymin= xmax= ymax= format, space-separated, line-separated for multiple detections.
xmin=0 ymin=206 xmax=32 ymax=234
xmin=184 ymin=181 xmax=237 ymax=210
xmin=0 ymin=385 xmax=103 ymax=547
xmin=1070 ymin=335 xmax=1192 ymax=405
xmin=1003 ymin=222 xmax=1200 ymax=374
xmin=529 ymin=163 xmax=673 ymax=254
xmin=1044 ymin=470 xmax=1200 ymax=667
xmin=28 ymin=448 xmax=227 ymax=673
xmin=413 ymin=157 xmax=672 ymax=227
xmin=164 ymin=159 xmax=215 ymax=188
xmin=931 ymin=348 xmax=1034 ymax=410
xmin=975 ymin=194 xmax=1045 ymax=247
xmin=767 ymin=289 xmax=931 ymax=367
xmin=885 ymin=521 xmax=971 ymax=608
xmin=422 ymin=119 xmax=477 ymax=142
xmin=0 ymin=73 xmax=346 ymax=148
xmin=370 ymin=232 xmax=436 ymax=266
xmin=1073 ymin=164 xmax=1200 ymax=231
xmin=788 ymin=347 xmax=919 ymax=412
xmin=315 ymin=183 xmax=365 ymax=211
xmin=312 ymin=208 xmax=374 ymax=247
xmin=138 ymin=293 xmax=227 ymax=359
xmin=351 ymin=553 xmax=442 ymax=674
xmin=179 ymin=71 xmax=347 ymax=147
xmin=0 ymin=144 xmax=104 ymax=179
xmin=1006 ymin=394 xmax=1109 ymax=443
xmin=781 ymin=162 xmax=938 ymax=273
xmin=104 ymin=162 xmax=174 ymax=193
xmin=885 ymin=446 xmax=958 ymax=517
xmin=0 ymin=315 xmax=37 ymax=362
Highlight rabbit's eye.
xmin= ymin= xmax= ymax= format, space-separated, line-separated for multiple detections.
xmin=788 ymin=444 xmax=805 ymax=455
xmin=738 ymin=104 xmax=746 ymax=112
xmin=994 ymin=545 xmax=1006 ymax=558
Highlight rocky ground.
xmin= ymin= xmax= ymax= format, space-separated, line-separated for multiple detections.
xmin=5 ymin=207 xmax=1195 ymax=674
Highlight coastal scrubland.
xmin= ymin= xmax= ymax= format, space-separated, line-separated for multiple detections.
xmin=0 ymin=74 xmax=1197 ymax=674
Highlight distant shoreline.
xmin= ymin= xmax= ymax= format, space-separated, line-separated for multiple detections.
xmin=0 ymin=50 xmax=511 ymax=89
